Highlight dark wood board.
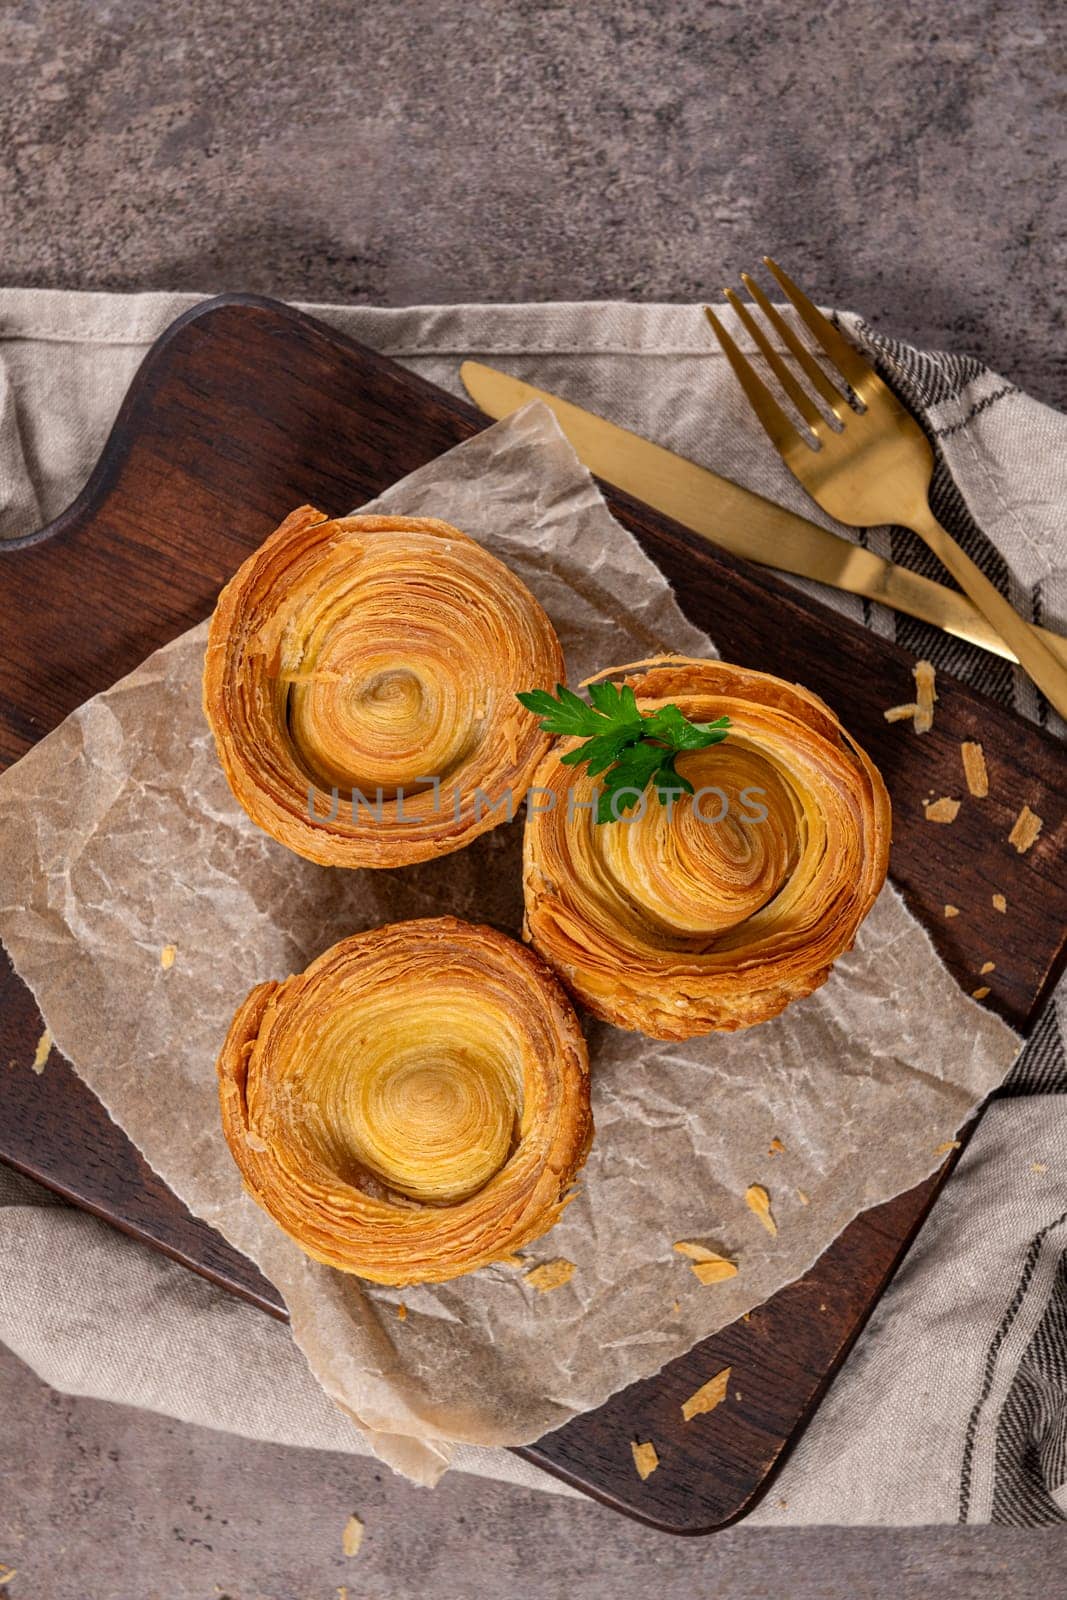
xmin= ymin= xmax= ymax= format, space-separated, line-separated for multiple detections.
xmin=0 ymin=295 xmax=1063 ymax=1534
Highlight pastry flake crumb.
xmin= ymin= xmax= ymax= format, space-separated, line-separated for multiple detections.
xmin=673 ymin=1241 xmax=717 ymax=1261
xmin=32 ymin=1028 xmax=52 ymax=1074
xmin=681 ymin=1366 xmax=731 ymax=1423
xmin=396 ymin=1303 xmax=408 ymax=1321
xmin=924 ymin=797 xmax=960 ymax=824
xmin=1008 ymin=805 xmax=1043 ymax=854
xmin=745 ymin=1184 xmax=777 ymax=1237
xmin=992 ymin=893 xmax=1007 ymax=914
xmin=768 ymin=1136 xmax=785 ymax=1156
xmin=671 ymin=1299 xmax=681 ymax=1316
xmin=692 ymin=1258 xmax=739 ymax=1285
xmin=1032 ymin=1162 xmax=1048 ymax=1174
xmin=980 ymin=961 xmax=995 ymax=975
xmin=243 ymin=1129 xmax=269 ymax=1152
xmin=673 ymin=1242 xmax=738 ymax=1283
xmin=0 ymin=1568 xmax=15 ymax=1589
xmin=960 ymin=741 xmax=989 ymax=798
xmin=160 ymin=943 xmax=177 ymax=970
xmin=972 ymin=986 xmax=991 ymax=1000
xmin=914 ymin=660 xmax=937 ymax=733
xmin=884 ymin=702 xmax=919 ymax=723
xmin=631 ymin=1439 xmax=659 ymax=1480
xmin=498 ymin=1252 xmax=526 ymax=1268
xmin=944 ymin=904 xmax=960 ymax=919
xmin=341 ymin=1514 xmax=364 ymax=1558
xmin=525 ymin=1258 xmax=575 ymax=1293
xmin=797 ymin=1190 xmax=810 ymax=1206
xmin=934 ymin=1140 xmax=961 ymax=1156
xmin=884 ymin=661 xmax=937 ymax=732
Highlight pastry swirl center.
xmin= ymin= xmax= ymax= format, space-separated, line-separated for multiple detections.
xmin=597 ymin=742 xmax=802 ymax=941
xmin=351 ymin=1046 xmax=519 ymax=1203
xmin=284 ymin=986 xmax=525 ymax=1207
xmin=289 ymin=631 xmax=477 ymax=797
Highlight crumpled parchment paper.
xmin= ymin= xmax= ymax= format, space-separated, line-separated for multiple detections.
xmin=0 ymin=402 xmax=1019 ymax=1484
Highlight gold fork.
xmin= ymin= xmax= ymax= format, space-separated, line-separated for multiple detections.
xmin=704 ymin=258 xmax=1067 ymax=721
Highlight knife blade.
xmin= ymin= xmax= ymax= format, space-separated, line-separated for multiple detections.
xmin=459 ymin=361 xmax=1067 ymax=668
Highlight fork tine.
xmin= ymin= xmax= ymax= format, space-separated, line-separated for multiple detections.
xmin=702 ymin=306 xmax=807 ymax=456
xmin=763 ymin=256 xmax=872 ymax=390
xmin=740 ymin=273 xmax=850 ymax=418
xmin=723 ymin=287 xmax=822 ymax=435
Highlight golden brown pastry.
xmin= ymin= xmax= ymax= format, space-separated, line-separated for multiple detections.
xmin=216 ymin=917 xmax=592 ymax=1285
xmin=522 ymin=657 xmax=891 ymax=1038
xmin=203 ymin=506 xmax=564 ymax=867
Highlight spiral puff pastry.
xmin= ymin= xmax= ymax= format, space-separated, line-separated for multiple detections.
xmin=522 ymin=658 xmax=892 ymax=1039
xmin=203 ymin=506 xmax=564 ymax=867
xmin=216 ymin=918 xmax=592 ymax=1285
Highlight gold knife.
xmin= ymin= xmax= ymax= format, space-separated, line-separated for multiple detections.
xmin=460 ymin=362 xmax=1067 ymax=668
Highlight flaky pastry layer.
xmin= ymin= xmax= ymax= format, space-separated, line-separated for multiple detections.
xmin=522 ymin=657 xmax=892 ymax=1038
xmin=217 ymin=917 xmax=592 ymax=1285
xmin=203 ymin=507 xmax=564 ymax=867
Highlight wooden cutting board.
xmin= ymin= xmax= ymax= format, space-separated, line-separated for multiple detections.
xmin=0 ymin=296 xmax=1063 ymax=1533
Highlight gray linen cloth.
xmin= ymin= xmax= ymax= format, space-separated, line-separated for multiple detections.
xmin=0 ymin=290 xmax=1064 ymax=1523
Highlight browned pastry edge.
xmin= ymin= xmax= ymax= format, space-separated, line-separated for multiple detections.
xmin=217 ymin=916 xmax=593 ymax=1285
xmin=203 ymin=506 xmax=564 ymax=867
xmin=522 ymin=657 xmax=892 ymax=1038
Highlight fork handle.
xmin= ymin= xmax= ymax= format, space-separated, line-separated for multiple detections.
xmin=907 ymin=504 xmax=1067 ymax=721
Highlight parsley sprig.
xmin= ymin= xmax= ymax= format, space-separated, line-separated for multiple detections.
xmin=517 ymin=681 xmax=730 ymax=824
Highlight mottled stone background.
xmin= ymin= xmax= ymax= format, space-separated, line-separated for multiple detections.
xmin=2 ymin=0 xmax=1064 ymax=402
xmin=1 ymin=0 xmax=1066 ymax=1595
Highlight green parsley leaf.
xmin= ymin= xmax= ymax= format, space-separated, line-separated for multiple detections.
xmin=597 ymin=742 xmax=666 ymax=823
xmin=558 ymin=726 xmax=644 ymax=775
xmin=517 ymin=680 xmax=731 ymax=823
xmin=653 ymin=756 xmax=695 ymax=803
xmin=586 ymin=679 xmax=641 ymax=724
xmin=644 ymin=705 xmax=730 ymax=750
xmin=515 ymin=684 xmax=601 ymax=738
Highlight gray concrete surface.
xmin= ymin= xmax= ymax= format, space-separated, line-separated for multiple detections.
xmin=2 ymin=0 xmax=1064 ymax=405
xmin=4 ymin=1340 xmax=1067 ymax=1600
xmin=2 ymin=0 xmax=1066 ymax=1594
